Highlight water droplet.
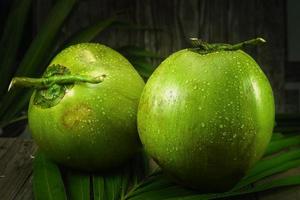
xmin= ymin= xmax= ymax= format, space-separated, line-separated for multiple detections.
xmin=193 ymin=85 xmax=198 ymax=90
xmin=233 ymin=134 xmax=237 ymax=138
xmin=201 ymin=122 xmax=205 ymax=127
xmin=198 ymin=106 xmax=202 ymax=110
xmin=219 ymin=124 xmax=224 ymax=128
xmin=241 ymin=124 xmax=245 ymax=129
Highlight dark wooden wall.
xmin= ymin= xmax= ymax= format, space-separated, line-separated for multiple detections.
xmin=34 ymin=0 xmax=288 ymax=112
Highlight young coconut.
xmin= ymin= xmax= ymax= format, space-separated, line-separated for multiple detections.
xmin=10 ymin=43 xmax=145 ymax=171
xmin=137 ymin=38 xmax=275 ymax=192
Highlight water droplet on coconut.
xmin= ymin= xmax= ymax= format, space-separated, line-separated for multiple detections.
xmin=201 ymin=122 xmax=205 ymax=127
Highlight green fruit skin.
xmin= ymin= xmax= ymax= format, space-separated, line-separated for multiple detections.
xmin=138 ymin=49 xmax=275 ymax=192
xmin=29 ymin=43 xmax=145 ymax=171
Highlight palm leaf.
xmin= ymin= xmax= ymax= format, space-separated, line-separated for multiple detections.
xmin=118 ymin=46 xmax=160 ymax=79
xmin=166 ymin=175 xmax=300 ymax=200
xmin=33 ymin=133 xmax=300 ymax=200
xmin=130 ymin=57 xmax=156 ymax=79
xmin=233 ymin=159 xmax=300 ymax=190
xmin=247 ymin=149 xmax=300 ymax=176
xmin=124 ymin=145 xmax=300 ymax=199
xmin=265 ymin=135 xmax=300 ymax=156
xmin=0 ymin=0 xmax=32 ymax=97
xmin=65 ymin=170 xmax=90 ymax=200
xmin=93 ymin=175 xmax=106 ymax=200
xmin=0 ymin=0 xmax=77 ymax=123
xmin=33 ymin=151 xmax=67 ymax=200
xmin=270 ymin=132 xmax=285 ymax=141
xmin=92 ymin=151 xmax=150 ymax=200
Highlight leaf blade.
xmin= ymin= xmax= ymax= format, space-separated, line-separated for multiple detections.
xmin=265 ymin=135 xmax=300 ymax=156
xmin=233 ymin=159 xmax=300 ymax=190
xmin=248 ymin=149 xmax=300 ymax=177
xmin=33 ymin=151 xmax=67 ymax=200
xmin=0 ymin=0 xmax=77 ymax=123
xmin=93 ymin=175 xmax=105 ymax=200
xmin=65 ymin=169 xmax=90 ymax=200
xmin=0 ymin=0 xmax=32 ymax=96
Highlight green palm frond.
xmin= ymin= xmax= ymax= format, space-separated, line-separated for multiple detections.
xmin=33 ymin=151 xmax=67 ymax=200
xmin=0 ymin=0 xmax=77 ymax=125
xmin=118 ymin=45 xmax=161 ymax=79
xmin=0 ymin=0 xmax=32 ymax=97
xmin=33 ymin=132 xmax=300 ymax=200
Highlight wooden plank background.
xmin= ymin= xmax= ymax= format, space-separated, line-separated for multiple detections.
xmin=34 ymin=0 xmax=286 ymax=112
xmin=0 ymin=139 xmax=37 ymax=199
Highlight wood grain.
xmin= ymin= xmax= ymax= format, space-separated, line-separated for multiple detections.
xmin=256 ymin=157 xmax=300 ymax=200
xmin=0 ymin=139 xmax=37 ymax=200
xmin=34 ymin=0 xmax=286 ymax=112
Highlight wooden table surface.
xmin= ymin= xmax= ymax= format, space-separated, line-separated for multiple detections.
xmin=0 ymin=138 xmax=299 ymax=200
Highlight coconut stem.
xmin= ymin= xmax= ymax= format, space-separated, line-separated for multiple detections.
xmin=228 ymin=38 xmax=266 ymax=50
xmin=189 ymin=37 xmax=266 ymax=54
xmin=8 ymin=74 xmax=106 ymax=91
